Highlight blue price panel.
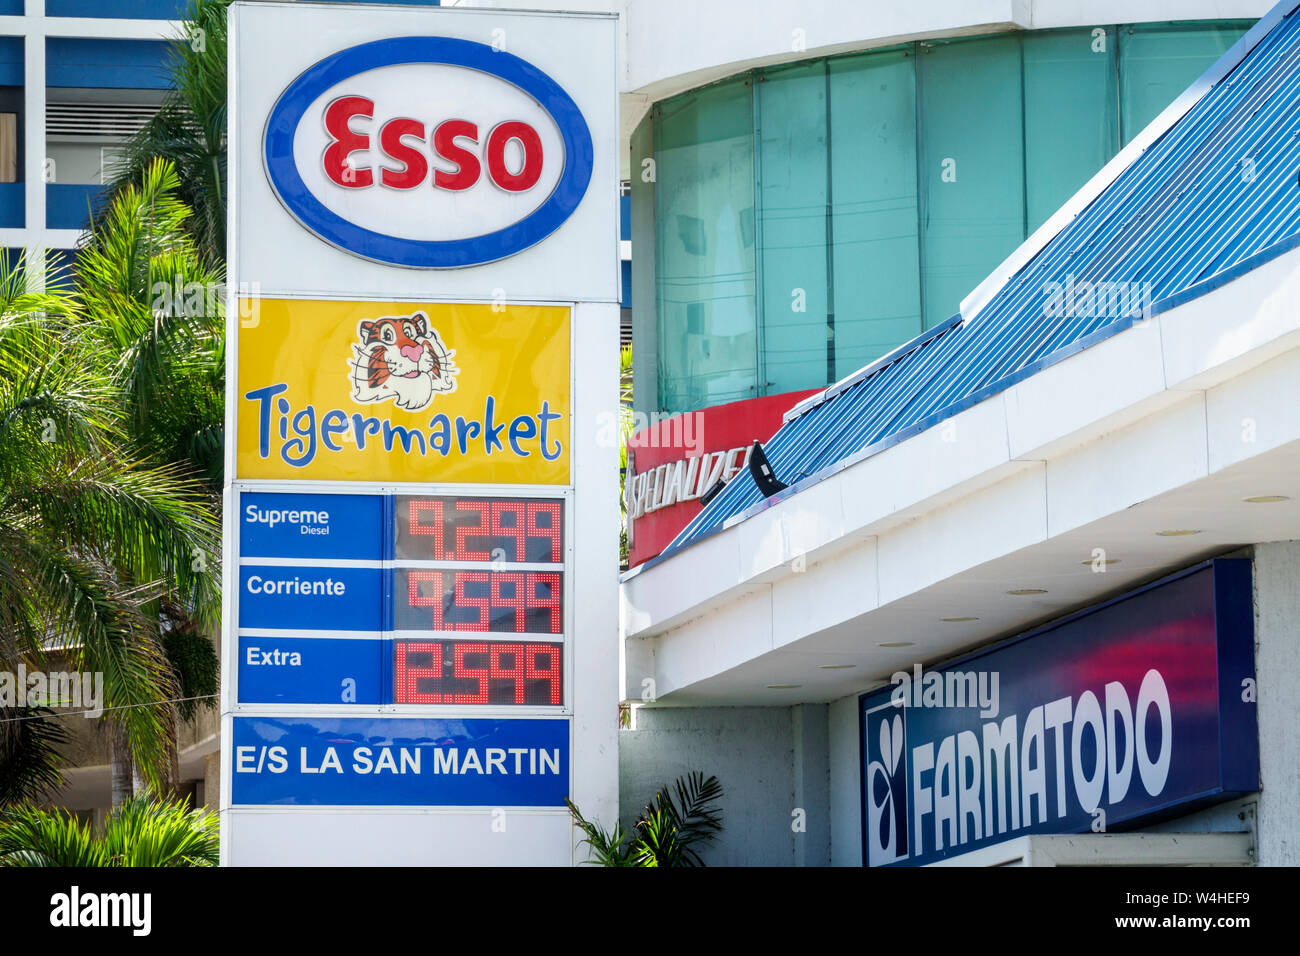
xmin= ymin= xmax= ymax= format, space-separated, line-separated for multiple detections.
xmin=239 ymin=491 xmax=384 ymax=560
xmin=239 ymin=565 xmax=382 ymax=631
xmin=231 ymin=716 xmax=570 ymax=807
xmin=238 ymin=635 xmax=383 ymax=705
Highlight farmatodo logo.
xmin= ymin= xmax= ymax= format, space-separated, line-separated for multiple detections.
xmin=865 ymin=708 xmax=909 ymax=865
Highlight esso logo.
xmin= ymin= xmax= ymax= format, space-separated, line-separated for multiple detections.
xmin=321 ymin=99 xmax=547 ymax=194
xmin=263 ymin=37 xmax=593 ymax=268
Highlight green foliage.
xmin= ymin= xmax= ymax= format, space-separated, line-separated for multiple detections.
xmin=0 ymin=167 xmax=222 ymax=793
xmin=0 ymin=708 xmax=73 ymax=807
xmin=78 ymin=157 xmax=226 ymax=487
xmin=0 ymin=795 xmax=218 ymax=867
xmin=0 ymin=1 xmax=226 ymax=799
xmin=161 ymin=626 xmax=219 ymax=722
xmin=567 ymin=771 xmax=724 ymax=867
xmin=564 ymin=802 xmax=641 ymax=866
xmin=102 ymin=0 xmax=230 ymax=265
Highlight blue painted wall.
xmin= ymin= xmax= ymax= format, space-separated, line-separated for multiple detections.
xmin=47 ymin=38 xmax=172 ymax=89
xmin=0 ymin=185 xmax=24 ymax=228
xmin=47 ymin=0 xmax=187 ymax=17
xmin=47 ymin=182 xmax=106 ymax=230
xmin=0 ymin=36 xmax=22 ymax=86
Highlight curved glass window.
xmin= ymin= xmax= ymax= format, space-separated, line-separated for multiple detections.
xmin=645 ymin=20 xmax=1251 ymax=414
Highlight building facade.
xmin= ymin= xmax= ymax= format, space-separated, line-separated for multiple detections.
xmin=609 ymin=0 xmax=1265 ymax=563
xmin=598 ymin=0 xmax=1300 ymax=866
xmin=0 ymin=1 xmax=188 ymax=276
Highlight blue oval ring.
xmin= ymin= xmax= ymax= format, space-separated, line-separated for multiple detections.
xmin=264 ymin=36 xmax=594 ymax=269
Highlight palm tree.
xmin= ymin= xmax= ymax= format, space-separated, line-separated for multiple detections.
xmin=0 ymin=705 xmax=71 ymax=807
xmin=0 ymin=244 xmax=219 ymax=802
xmin=567 ymin=771 xmax=724 ymax=866
xmin=78 ymin=157 xmax=225 ymax=487
xmin=0 ymin=794 xmax=218 ymax=866
xmin=102 ymin=0 xmax=230 ymax=266
xmin=76 ymin=157 xmax=225 ymax=799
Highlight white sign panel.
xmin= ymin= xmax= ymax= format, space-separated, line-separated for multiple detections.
xmin=222 ymin=1 xmax=619 ymax=867
xmin=230 ymin=1 xmax=619 ymax=301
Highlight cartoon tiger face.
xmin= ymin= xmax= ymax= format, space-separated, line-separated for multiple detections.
xmin=349 ymin=311 xmax=458 ymax=411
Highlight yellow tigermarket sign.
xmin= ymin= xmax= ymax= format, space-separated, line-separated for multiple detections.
xmin=236 ymin=299 xmax=570 ymax=484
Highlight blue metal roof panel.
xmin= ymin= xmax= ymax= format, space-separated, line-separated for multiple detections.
xmin=644 ymin=0 xmax=1300 ymax=571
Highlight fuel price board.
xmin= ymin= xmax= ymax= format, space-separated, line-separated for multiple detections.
xmin=236 ymin=490 xmax=567 ymax=708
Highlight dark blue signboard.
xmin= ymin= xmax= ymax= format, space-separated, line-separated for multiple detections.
xmin=860 ymin=559 xmax=1258 ymax=867
xmin=237 ymin=635 xmax=383 ymax=704
xmin=230 ymin=716 xmax=570 ymax=806
xmin=238 ymin=564 xmax=383 ymax=631
xmin=239 ymin=491 xmax=384 ymax=560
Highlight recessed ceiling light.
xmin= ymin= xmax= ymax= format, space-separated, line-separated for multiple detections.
xmin=1080 ymin=558 xmax=1121 ymax=566
xmin=1007 ymin=588 xmax=1048 ymax=596
xmin=941 ymin=616 xmax=979 ymax=622
xmin=876 ymin=641 xmax=914 ymax=648
xmin=1244 ymin=495 xmax=1290 ymax=503
xmin=818 ymin=664 xmax=856 ymax=670
xmin=766 ymin=683 xmax=801 ymax=690
xmin=1156 ymin=529 xmax=1201 ymax=536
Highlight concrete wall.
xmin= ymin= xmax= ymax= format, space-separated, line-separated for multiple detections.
xmin=828 ymin=693 xmax=862 ymax=866
xmin=618 ymin=704 xmax=831 ymax=865
xmin=1252 ymin=540 xmax=1300 ymax=866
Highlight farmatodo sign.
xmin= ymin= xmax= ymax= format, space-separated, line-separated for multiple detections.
xmin=222 ymin=2 xmax=618 ymax=867
xmin=859 ymin=560 xmax=1258 ymax=867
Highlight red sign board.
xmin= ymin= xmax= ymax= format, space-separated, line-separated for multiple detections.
xmin=624 ymin=390 xmax=818 ymax=567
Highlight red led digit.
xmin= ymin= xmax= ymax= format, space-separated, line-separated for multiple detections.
xmin=526 ymin=572 xmax=563 ymax=633
xmin=408 ymin=499 xmax=445 ymax=559
xmin=526 ymin=502 xmax=563 ymax=562
xmin=453 ymin=571 xmax=490 ymax=631
xmin=453 ymin=642 xmax=490 ymax=704
xmin=394 ymin=641 xmax=444 ymax=704
xmin=491 ymin=572 xmax=528 ymax=633
xmin=455 ymin=500 xmax=491 ymax=561
xmin=407 ymin=570 xmax=443 ymax=629
xmin=526 ymin=644 xmax=562 ymax=705
xmin=490 ymin=501 xmax=527 ymax=563
xmin=490 ymin=643 xmax=527 ymax=704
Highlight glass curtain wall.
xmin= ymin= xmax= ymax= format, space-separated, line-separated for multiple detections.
xmin=655 ymin=79 xmax=758 ymax=413
xmin=652 ymin=21 xmax=1251 ymax=414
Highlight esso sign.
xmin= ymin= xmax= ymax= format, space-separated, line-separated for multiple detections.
xmin=321 ymin=99 xmax=546 ymax=193
xmin=263 ymin=36 xmax=593 ymax=268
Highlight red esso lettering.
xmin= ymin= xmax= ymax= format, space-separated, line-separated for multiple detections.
xmin=321 ymin=96 xmax=543 ymax=192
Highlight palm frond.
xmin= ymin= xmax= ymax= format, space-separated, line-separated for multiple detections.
xmin=565 ymin=798 xmax=638 ymax=866
xmin=0 ymin=795 xmax=217 ymax=867
xmin=0 ymin=804 xmax=104 ymax=866
xmin=0 ymin=707 xmax=73 ymax=806
xmin=99 ymin=1 xmax=230 ymax=264
xmin=99 ymin=794 xmax=219 ymax=866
